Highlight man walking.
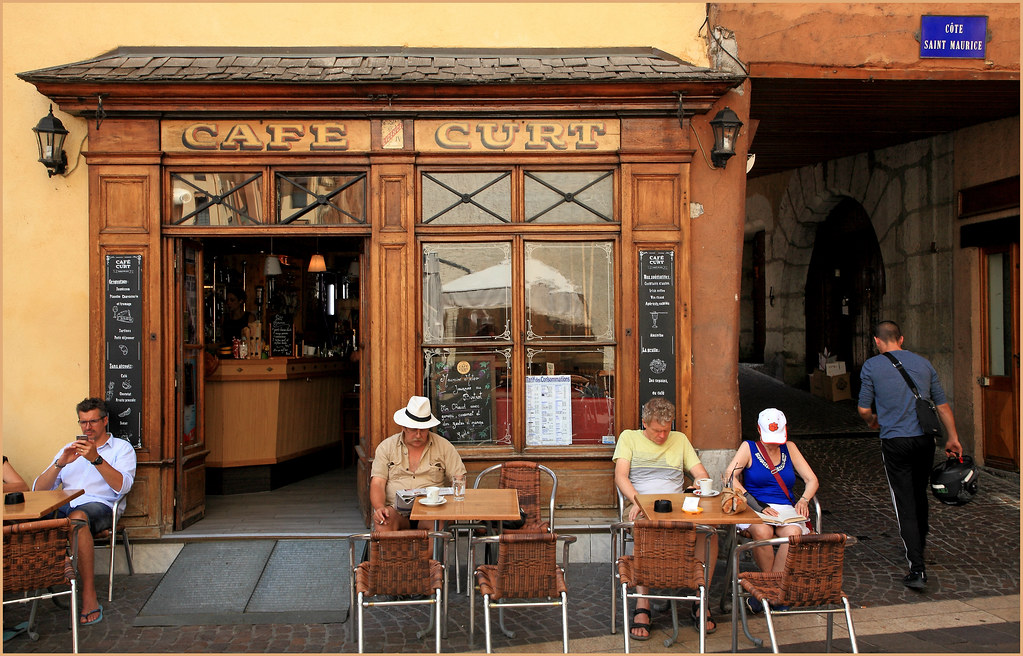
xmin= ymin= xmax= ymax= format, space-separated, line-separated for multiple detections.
xmin=857 ymin=321 xmax=962 ymax=590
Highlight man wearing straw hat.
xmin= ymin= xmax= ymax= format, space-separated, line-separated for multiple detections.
xmin=369 ymin=396 xmax=466 ymax=531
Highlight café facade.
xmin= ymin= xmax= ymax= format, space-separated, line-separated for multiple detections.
xmin=14 ymin=44 xmax=748 ymax=535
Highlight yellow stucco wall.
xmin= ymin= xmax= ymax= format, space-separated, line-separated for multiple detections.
xmin=2 ymin=3 xmax=710 ymax=481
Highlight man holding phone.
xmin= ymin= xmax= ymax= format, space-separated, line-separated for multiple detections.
xmin=34 ymin=398 xmax=136 ymax=627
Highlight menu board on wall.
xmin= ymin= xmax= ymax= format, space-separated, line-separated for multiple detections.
xmin=525 ymin=375 xmax=573 ymax=446
xmin=430 ymin=357 xmax=495 ymax=444
xmin=270 ymin=313 xmax=294 ymax=356
xmin=104 ymin=254 xmax=143 ymax=448
xmin=638 ymin=250 xmax=676 ymax=415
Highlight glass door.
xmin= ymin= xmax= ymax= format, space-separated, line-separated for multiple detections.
xmin=980 ymin=244 xmax=1019 ymax=470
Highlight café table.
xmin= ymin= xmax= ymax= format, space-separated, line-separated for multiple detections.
xmin=3 ymin=489 xmax=84 ymax=522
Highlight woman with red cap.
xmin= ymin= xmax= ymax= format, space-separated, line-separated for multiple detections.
xmin=723 ymin=408 xmax=819 ymax=581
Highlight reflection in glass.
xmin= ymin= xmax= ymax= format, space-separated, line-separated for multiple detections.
xmin=423 ymin=243 xmax=512 ymax=343
xmin=987 ymin=252 xmax=1010 ymax=376
xmin=277 ymin=172 xmax=367 ymax=224
xmin=424 ymin=347 xmax=512 ymax=446
xmin=526 ymin=346 xmax=615 ymax=445
xmin=525 ymin=242 xmax=614 ymax=340
xmin=168 ymin=172 xmax=264 ymax=226
xmin=525 ymin=171 xmax=614 ymax=223
xmin=422 ymin=172 xmax=511 ymax=224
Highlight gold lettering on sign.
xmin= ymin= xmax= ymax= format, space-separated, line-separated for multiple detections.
xmin=219 ymin=124 xmax=264 ymax=151
xmin=266 ymin=124 xmax=305 ymax=151
xmin=182 ymin=124 xmax=219 ymax=150
xmin=310 ymin=123 xmax=347 ymax=150
xmin=416 ymin=119 xmax=619 ymax=152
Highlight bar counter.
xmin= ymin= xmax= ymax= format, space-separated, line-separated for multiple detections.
xmin=204 ymin=356 xmax=352 ymax=492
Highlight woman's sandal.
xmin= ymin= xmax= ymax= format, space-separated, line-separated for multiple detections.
xmin=630 ymin=607 xmax=653 ymax=641
xmin=689 ymin=603 xmax=717 ymax=634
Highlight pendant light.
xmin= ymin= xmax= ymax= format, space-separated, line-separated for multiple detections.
xmin=308 ymin=238 xmax=326 ymax=272
xmin=264 ymin=237 xmax=282 ymax=276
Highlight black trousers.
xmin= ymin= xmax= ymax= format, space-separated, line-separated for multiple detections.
xmin=880 ymin=435 xmax=935 ymax=572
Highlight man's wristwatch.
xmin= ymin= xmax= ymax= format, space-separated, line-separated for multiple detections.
xmin=91 ymin=455 xmax=104 ymax=466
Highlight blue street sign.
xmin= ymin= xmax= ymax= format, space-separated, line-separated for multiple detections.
xmin=920 ymin=15 xmax=988 ymax=58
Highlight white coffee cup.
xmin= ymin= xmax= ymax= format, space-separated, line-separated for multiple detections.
xmin=696 ymin=478 xmax=714 ymax=495
xmin=425 ymin=486 xmax=441 ymax=503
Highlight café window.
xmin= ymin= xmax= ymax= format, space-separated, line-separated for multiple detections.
xmin=422 ymin=240 xmax=615 ymax=449
xmin=169 ymin=172 xmax=265 ymax=226
xmin=277 ymin=172 xmax=367 ymax=225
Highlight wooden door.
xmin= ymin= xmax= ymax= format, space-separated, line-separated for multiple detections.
xmin=980 ymin=244 xmax=1020 ymax=470
xmin=174 ymin=240 xmax=208 ymax=528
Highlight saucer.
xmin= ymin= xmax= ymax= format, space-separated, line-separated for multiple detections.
xmin=419 ymin=497 xmax=447 ymax=506
xmin=693 ymin=489 xmax=720 ymax=497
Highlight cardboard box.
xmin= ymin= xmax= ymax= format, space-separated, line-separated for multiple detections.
xmin=810 ymin=371 xmax=852 ymax=402
xmin=825 ymin=361 xmax=847 ymax=376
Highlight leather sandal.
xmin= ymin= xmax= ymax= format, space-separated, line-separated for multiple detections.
xmin=690 ymin=603 xmax=716 ymax=634
xmin=630 ymin=607 xmax=652 ymax=640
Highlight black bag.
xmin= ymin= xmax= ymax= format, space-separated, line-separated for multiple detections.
xmin=883 ymin=353 xmax=942 ymax=437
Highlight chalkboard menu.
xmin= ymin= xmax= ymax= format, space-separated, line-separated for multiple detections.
xmin=270 ymin=313 xmax=294 ymax=356
xmin=429 ymin=357 xmax=495 ymax=444
xmin=638 ymin=250 xmax=676 ymax=413
xmin=104 ymin=254 xmax=143 ymax=448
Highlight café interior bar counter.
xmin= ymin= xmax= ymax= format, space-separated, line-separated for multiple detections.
xmin=204 ymin=356 xmax=350 ymax=493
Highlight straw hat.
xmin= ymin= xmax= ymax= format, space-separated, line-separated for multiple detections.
xmin=393 ymin=396 xmax=441 ymax=429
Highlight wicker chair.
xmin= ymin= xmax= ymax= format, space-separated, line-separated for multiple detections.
xmin=613 ymin=519 xmax=715 ymax=653
xmin=469 ymin=532 xmax=576 ymax=653
xmin=347 ymin=530 xmax=450 ymax=654
xmin=454 ymin=461 xmax=557 ymax=595
xmin=731 ymin=533 xmax=858 ymax=653
xmin=3 ymin=517 xmax=87 ymax=653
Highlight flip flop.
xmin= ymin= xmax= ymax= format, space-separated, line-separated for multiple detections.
xmin=690 ymin=603 xmax=717 ymax=634
xmin=80 ymin=606 xmax=103 ymax=626
xmin=630 ymin=607 xmax=653 ymax=641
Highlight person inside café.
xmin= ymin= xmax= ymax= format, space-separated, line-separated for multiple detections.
xmin=33 ymin=398 xmax=137 ymax=627
xmin=369 ymin=396 xmax=466 ymax=531
xmin=3 ymin=455 xmax=29 ymax=492
xmin=613 ymin=397 xmax=720 ymax=639
xmin=222 ymin=286 xmax=254 ymax=343
xmin=723 ymin=408 xmax=819 ymax=611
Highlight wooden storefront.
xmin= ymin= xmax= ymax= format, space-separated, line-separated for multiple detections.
xmin=19 ymin=48 xmax=746 ymax=536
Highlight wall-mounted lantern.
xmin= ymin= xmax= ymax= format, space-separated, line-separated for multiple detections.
xmin=33 ymin=105 xmax=69 ymax=177
xmin=710 ymin=107 xmax=743 ymax=168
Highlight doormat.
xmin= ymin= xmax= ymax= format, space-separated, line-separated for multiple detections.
xmin=134 ymin=539 xmax=349 ymax=626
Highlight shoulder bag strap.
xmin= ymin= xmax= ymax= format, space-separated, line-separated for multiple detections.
xmin=754 ymin=441 xmax=794 ymax=503
xmin=882 ymin=352 xmax=924 ymax=400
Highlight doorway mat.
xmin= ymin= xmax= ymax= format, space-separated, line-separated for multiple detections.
xmin=134 ymin=539 xmax=349 ymax=626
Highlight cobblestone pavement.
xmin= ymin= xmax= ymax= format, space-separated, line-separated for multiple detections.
xmin=5 ymin=437 xmax=1018 ymax=653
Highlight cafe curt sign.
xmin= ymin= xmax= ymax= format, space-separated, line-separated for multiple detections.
xmin=161 ymin=118 xmax=621 ymax=153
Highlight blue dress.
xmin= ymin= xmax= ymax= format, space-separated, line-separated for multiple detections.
xmin=743 ymin=440 xmax=795 ymax=505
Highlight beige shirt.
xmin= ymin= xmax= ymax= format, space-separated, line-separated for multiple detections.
xmin=371 ymin=430 xmax=467 ymax=507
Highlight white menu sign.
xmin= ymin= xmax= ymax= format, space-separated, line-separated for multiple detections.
xmin=525 ymin=375 xmax=573 ymax=446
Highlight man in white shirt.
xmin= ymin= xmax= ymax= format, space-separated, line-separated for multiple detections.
xmin=34 ymin=398 xmax=136 ymax=627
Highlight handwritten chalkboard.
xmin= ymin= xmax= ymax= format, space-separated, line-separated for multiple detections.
xmin=638 ymin=250 xmax=676 ymax=415
xmin=104 ymin=254 xmax=143 ymax=448
xmin=270 ymin=313 xmax=294 ymax=356
xmin=429 ymin=357 xmax=495 ymax=444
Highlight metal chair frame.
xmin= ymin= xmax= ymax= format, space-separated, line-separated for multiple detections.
xmin=3 ymin=517 xmax=87 ymax=653
xmin=469 ymin=532 xmax=576 ymax=653
xmin=613 ymin=519 xmax=715 ymax=654
xmin=347 ymin=530 xmax=451 ymax=654
xmin=731 ymin=533 xmax=859 ymax=653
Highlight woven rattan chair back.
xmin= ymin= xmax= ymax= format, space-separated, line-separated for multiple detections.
xmin=497 ymin=461 xmax=549 ymax=531
xmin=485 ymin=532 xmax=564 ymax=600
xmin=356 ymin=530 xmax=441 ymax=597
xmin=3 ymin=518 xmax=76 ymax=593
xmin=778 ymin=533 xmax=847 ymax=606
xmin=627 ymin=520 xmax=705 ymax=590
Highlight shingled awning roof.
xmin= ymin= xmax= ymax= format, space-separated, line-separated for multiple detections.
xmin=18 ymin=46 xmax=742 ymax=85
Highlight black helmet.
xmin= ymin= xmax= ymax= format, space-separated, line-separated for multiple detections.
xmin=930 ymin=455 xmax=978 ymax=506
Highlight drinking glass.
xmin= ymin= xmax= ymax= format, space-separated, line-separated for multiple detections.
xmin=452 ymin=475 xmax=466 ymax=501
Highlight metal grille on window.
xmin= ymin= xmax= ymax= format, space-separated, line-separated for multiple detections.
xmin=421 ymin=172 xmax=512 ymax=224
xmin=169 ymin=172 xmax=264 ymax=226
xmin=524 ymin=171 xmax=614 ymax=223
xmin=277 ymin=173 xmax=367 ymax=224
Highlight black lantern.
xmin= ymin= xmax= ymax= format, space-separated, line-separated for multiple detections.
xmin=710 ymin=107 xmax=743 ymax=168
xmin=33 ymin=105 xmax=69 ymax=177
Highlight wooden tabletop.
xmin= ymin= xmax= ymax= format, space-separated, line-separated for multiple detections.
xmin=635 ymin=492 xmax=764 ymax=526
xmin=410 ymin=487 xmax=521 ymax=522
xmin=3 ymin=489 xmax=84 ymax=522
